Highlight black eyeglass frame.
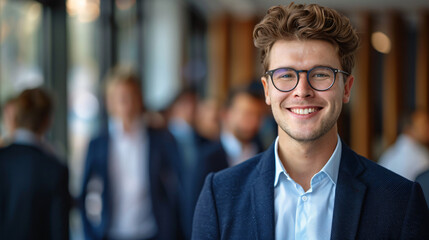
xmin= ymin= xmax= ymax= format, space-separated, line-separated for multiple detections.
xmin=265 ymin=66 xmax=350 ymax=92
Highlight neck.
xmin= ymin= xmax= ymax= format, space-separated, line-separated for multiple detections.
xmin=121 ymin=117 xmax=139 ymax=133
xmin=277 ymin=126 xmax=338 ymax=191
xmin=224 ymin=127 xmax=250 ymax=149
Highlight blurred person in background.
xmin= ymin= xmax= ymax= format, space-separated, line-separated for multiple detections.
xmin=0 ymin=97 xmax=18 ymax=146
xmin=378 ymin=110 xmax=429 ymax=180
xmin=0 ymin=87 xmax=70 ymax=240
xmin=219 ymin=83 xmax=267 ymax=167
xmin=194 ymin=98 xmax=221 ymax=142
xmin=167 ymin=88 xmax=227 ymax=239
xmin=80 ymin=66 xmax=182 ymax=240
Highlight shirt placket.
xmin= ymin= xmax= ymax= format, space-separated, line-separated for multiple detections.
xmin=294 ymin=182 xmax=310 ymax=240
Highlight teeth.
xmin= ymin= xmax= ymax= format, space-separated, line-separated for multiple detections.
xmin=291 ymin=108 xmax=317 ymax=115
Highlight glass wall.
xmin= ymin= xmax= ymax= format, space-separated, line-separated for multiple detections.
xmin=0 ymin=1 xmax=43 ymax=106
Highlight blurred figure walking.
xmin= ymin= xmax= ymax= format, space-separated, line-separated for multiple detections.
xmin=80 ymin=66 xmax=182 ymax=240
xmin=0 ymin=87 xmax=70 ymax=240
xmin=379 ymin=110 xmax=429 ymax=180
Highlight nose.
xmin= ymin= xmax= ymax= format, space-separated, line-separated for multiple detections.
xmin=293 ymin=72 xmax=314 ymax=98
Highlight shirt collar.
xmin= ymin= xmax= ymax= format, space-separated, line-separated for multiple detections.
xmin=274 ymin=135 xmax=342 ymax=187
xmin=108 ymin=116 xmax=146 ymax=138
xmin=168 ymin=118 xmax=193 ymax=140
xmin=13 ymin=128 xmax=40 ymax=146
xmin=220 ymin=130 xmax=242 ymax=159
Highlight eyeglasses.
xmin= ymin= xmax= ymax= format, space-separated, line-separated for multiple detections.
xmin=265 ymin=66 xmax=350 ymax=92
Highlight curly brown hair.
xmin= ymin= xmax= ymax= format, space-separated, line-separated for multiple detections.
xmin=253 ymin=3 xmax=359 ymax=74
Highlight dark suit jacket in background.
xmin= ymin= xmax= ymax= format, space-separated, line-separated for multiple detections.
xmin=80 ymin=127 xmax=182 ymax=240
xmin=192 ymin=141 xmax=429 ymax=240
xmin=416 ymin=169 xmax=429 ymax=208
xmin=0 ymin=144 xmax=70 ymax=240
xmin=178 ymin=136 xmax=229 ymax=239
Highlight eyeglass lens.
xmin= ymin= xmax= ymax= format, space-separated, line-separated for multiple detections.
xmin=271 ymin=67 xmax=335 ymax=91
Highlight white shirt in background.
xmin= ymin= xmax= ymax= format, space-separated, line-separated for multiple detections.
xmin=379 ymin=134 xmax=429 ymax=181
xmin=107 ymin=118 xmax=157 ymax=239
xmin=220 ymin=131 xmax=259 ymax=167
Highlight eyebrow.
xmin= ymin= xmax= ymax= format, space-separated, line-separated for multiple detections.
xmin=269 ymin=64 xmax=339 ymax=71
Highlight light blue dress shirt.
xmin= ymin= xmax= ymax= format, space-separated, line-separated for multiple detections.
xmin=274 ymin=135 xmax=342 ymax=240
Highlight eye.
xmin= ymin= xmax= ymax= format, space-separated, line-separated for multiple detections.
xmin=313 ymin=73 xmax=330 ymax=78
xmin=310 ymin=68 xmax=333 ymax=81
xmin=279 ymin=73 xmax=294 ymax=79
xmin=273 ymin=69 xmax=296 ymax=81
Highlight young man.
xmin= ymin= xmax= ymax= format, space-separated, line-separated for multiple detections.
xmin=192 ymin=3 xmax=429 ymax=240
xmin=80 ymin=66 xmax=182 ymax=240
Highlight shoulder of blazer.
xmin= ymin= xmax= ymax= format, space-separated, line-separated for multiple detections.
xmin=341 ymin=142 xmax=414 ymax=190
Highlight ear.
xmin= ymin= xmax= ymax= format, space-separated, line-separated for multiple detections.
xmin=343 ymin=75 xmax=354 ymax=103
xmin=261 ymin=76 xmax=271 ymax=105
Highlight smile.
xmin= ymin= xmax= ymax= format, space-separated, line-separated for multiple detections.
xmin=289 ymin=107 xmax=319 ymax=115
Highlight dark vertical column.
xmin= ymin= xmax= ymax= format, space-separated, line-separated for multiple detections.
xmin=98 ymin=0 xmax=116 ymax=129
xmin=99 ymin=0 xmax=116 ymax=78
xmin=136 ymin=0 xmax=144 ymax=89
xmin=42 ymin=0 xmax=68 ymax=159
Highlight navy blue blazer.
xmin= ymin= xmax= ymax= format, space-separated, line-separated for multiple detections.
xmin=80 ymin=127 xmax=182 ymax=240
xmin=0 ymin=144 xmax=70 ymax=240
xmin=192 ymin=141 xmax=429 ymax=239
xmin=416 ymin=169 xmax=429 ymax=208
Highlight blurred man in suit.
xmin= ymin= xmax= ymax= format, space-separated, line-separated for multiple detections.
xmin=0 ymin=87 xmax=70 ymax=240
xmin=80 ymin=66 xmax=181 ymax=240
xmin=219 ymin=84 xmax=267 ymax=167
xmin=379 ymin=110 xmax=429 ymax=180
xmin=192 ymin=3 xmax=429 ymax=239
xmin=167 ymin=88 xmax=228 ymax=239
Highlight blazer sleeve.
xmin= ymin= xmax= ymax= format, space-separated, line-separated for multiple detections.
xmin=400 ymin=182 xmax=429 ymax=239
xmin=192 ymin=173 xmax=220 ymax=240
xmin=50 ymin=165 xmax=71 ymax=240
xmin=79 ymin=140 xmax=99 ymax=240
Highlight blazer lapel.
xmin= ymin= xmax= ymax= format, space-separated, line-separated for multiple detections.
xmin=331 ymin=143 xmax=367 ymax=240
xmin=251 ymin=144 xmax=276 ymax=240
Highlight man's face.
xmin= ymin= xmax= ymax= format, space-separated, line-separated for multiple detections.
xmin=108 ymin=82 xmax=143 ymax=122
xmin=261 ymin=40 xmax=353 ymax=142
xmin=226 ymin=93 xmax=265 ymax=143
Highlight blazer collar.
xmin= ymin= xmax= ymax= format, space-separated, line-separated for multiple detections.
xmin=250 ymin=140 xmax=368 ymax=240
xmin=251 ymin=142 xmax=276 ymax=240
xmin=330 ymin=141 xmax=367 ymax=240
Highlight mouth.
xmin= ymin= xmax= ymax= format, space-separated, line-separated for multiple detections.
xmin=288 ymin=107 xmax=321 ymax=115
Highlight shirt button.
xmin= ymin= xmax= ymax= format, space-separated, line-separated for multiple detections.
xmin=302 ymin=195 xmax=308 ymax=201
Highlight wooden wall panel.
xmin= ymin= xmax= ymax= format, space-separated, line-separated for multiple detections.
xmin=351 ymin=13 xmax=373 ymax=158
xmin=207 ymin=15 xmax=230 ymax=102
xmin=229 ymin=18 xmax=257 ymax=88
xmin=382 ymin=13 xmax=405 ymax=148
xmin=416 ymin=12 xmax=429 ymax=111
